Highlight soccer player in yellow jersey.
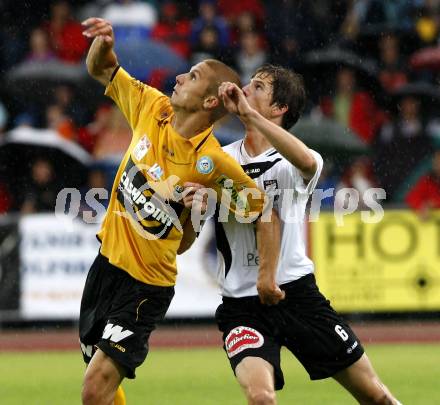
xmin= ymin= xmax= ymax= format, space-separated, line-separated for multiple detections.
xmin=78 ymin=17 xmax=276 ymax=405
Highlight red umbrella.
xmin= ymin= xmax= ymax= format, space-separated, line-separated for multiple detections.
xmin=410 ymin=46 xmax=440 ymax=71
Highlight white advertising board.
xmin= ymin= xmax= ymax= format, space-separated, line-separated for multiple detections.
xmin=19 ymin=214 xmax=220 ymax=320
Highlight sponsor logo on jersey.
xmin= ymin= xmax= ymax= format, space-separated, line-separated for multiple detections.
xmin=133 ymin=135 xmax=151 ymax=161
xmin=346 ymin=341 xmax=358 ymax=354
xmin=102 ymin=323 xmax=134 ymax=343
xmin=264 ymin=179 xmax=280 ymax=201
xmin=215 ymin=175 xmax=248 ymax=211
xmin=241 ymin=158 xmax=282 ymax=179
xmin=119 ymin=171 xmax=173 ymax=227
xmin=147 ymin=163 xmax=164 ymax=181
xmin=225 ymin=326 xmax=264 ymax=358
xmin=263 ymin=179 xmax=278 ymax=190
xmin=110 ymin=342 xmax=127 ymax=352
xmin=115 ymin=158 xmax=184 ymax=239
xmin=196 ymin=156 xmax=214 ymax=174
xmin=80 ymin=341 xmax=93 ymax=359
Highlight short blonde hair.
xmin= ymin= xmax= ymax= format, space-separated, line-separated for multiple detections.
xmin=204 ymin=59 xmax=241 ymax=121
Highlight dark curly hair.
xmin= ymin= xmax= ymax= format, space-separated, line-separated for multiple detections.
xmin=253 ymin=64 xmax=306 ymax=129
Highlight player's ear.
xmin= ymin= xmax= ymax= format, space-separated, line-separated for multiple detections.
xmin=271 ymin=103 xmax=288 ymax=119
xmin=203 ymin=95 xmax=219 ymax=111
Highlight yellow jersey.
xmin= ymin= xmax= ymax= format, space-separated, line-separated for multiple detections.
xmin=98 ymin=67 xmax=265 ymax=286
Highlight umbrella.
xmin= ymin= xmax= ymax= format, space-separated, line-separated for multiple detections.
xmin=0 ymin=127 xmax=92 ymax=188
xmin=410 ymin=46 xmax=440 ymax=71
xmin=301 ymin=47 xmax=383 ymax=103
xmin=6 ymin=60 xmax=88 ymax=83
xmin=4 ymin=60 xmax=101 ymax=109
xmin=389 ymin=82 xmax=440 ymax=116
xmin=291 ymin=117 xmax=370 ymax=155
xmin=114 ymin=39 xmax=189 ymax=80
xmin=303 ymin=47 xmax=378 ymax=77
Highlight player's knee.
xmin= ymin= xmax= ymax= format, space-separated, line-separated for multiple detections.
xmin=81 ymin=382 xmax=100 ymax=405
xmin=81 ymin=369 xmax=111 ymax=405
xmin=247 ymin=387 xmax=276 ymax=405
xmin=358 ymin=386 xmax=394 ymax=405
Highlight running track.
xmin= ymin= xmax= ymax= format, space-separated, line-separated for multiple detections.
xmin=1 ymin=322 xmax=440 ymax=352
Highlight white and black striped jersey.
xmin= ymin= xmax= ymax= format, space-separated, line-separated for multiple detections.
xmin=216 ymin=140 xmax=323 ymax=298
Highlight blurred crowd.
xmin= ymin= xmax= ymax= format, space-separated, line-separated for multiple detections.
xmin=1 ymin=0 xmax=440 ymax=219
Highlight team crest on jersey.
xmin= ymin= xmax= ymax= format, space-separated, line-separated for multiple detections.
xmin=196 ymin=156 xmax=214 ymax=174
xmin=133 ymin=135 xmax=151 ymax=161
xmin=264 ymin=179 xmax=279 ymax=201
xmin=147 ymin=163 xmax=164 ymax=180
xmin=263 ymin=179 xmax=278 ymax=190
xmin=173 ymin=184 xmax=184 ymax=200
xmin=225 ymin=326 xmax=264 ymax=358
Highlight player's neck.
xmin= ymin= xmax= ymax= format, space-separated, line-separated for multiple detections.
xmin=171 ymin=111 xmax=211 ymax=139
xmin=243 ymin=129 xmax=273 ymax=157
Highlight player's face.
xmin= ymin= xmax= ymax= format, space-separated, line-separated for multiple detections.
xmin=171 ymin=62 xmax=213 ymax=112
xmin=242 ymin=73 xmax=274 ymax=119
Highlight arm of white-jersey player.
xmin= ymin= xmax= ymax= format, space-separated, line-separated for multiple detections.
xmin=256 ymin=209 xmax=285 ymax=305
xmin=219 ymin=81 xmax=317 ymax=180
xmin=178 ymin=182 xmax=208 ymax=254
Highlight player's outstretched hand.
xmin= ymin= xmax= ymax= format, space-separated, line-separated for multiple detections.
xmin=219 ymin=82 xmax=253 ymax=118
xmin=82 ymin=17 xmax=114 ymax=46
xmin=183 ymin=182 xmax=208 ymax=214
xmin=257 ymin=275 xmax=286 ymax=305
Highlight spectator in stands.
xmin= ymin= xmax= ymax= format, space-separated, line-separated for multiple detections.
xmin=20 ymin=158 xmax=60 ymax=213
xmin=405 ymin=149 xmax=440 ymax=219
xmin=101 ymin=0 xmax=157 ymax=41
xmin=265 ymin=0 xmax=321 ymax=67
xmin=190 ymin=25 xmax=229 ymax=66
xmin=79 ymin=166 xmax=109 ymax=222
xmin=335 ymin=157 xmax=377 ymax=210
xmin=0 ymin=181 xmax=12 ymax=214
xmin=52 ymin=84 xmax=89 ymax=127
xmin=415 ymin=2 xmax=440 ymax=45
xmin=77 ymin=104 xmax=112 ymax=154
xmin=0 ymin=100 xmax=8 ymax=136
xmin=217 ymin=0 xmax=265 ymax=27
xmin=378 ymin=33 xmax=408 ymax=93
xmin=234 ymin=30 xmax=267 ymax=84
xmin=340 ymin=0 xmax=416 ymax=44
xmin=315 ymin=159 xmax=338 ymax=208
xmin=93 ymin=105 xmax=131 ymax=161
xmin=26 ymin=28 xmax=56 ymax=63
xmin=46 ymin=104 xmax=76 ymax=141
xmin=151 ymin=1 xmax=191 ymax=58
xmin=228 ymin=11 xmax=259 ymax=47
xmin=374 ymin=95 xmax=433 ymax=200
xmin=41 ymin=0 xmax=88 ymax=63
xmin=320 ymin=67 xmax=382 ymax=144
xmin=190 ymin=0 xmax=230 ymax=49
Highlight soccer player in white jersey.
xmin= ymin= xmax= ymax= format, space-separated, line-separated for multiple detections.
xmin=182 ymin=65 xmax=402 ymax=405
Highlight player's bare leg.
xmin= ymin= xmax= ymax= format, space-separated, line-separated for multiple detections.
xmin=333 ymin=353 xmax=401 ymax=405
xmin=82 ymin=349 xmax=126 ymax=405
xmin=236 ymin=357 xmax=277 ymax=405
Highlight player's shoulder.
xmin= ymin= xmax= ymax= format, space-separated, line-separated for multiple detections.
xmin=222 ymin=140 xmax=242 ymax=155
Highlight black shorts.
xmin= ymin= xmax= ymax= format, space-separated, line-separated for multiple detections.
xmin=79 ymin=253 xmax=174 ymax=379
xmin=215 ymin=274 xmax=364 ymax=390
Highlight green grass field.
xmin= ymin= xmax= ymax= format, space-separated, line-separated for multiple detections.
xmin=1 ymin=344 xmax=438 ymax=404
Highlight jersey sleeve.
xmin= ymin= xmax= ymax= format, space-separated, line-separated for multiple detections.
xmin=293 ymin=149 xmax=323 ymax=195
xmin=104 ymin=67 xmax=167 ymax=130
xmin=210 ymin=150 xmax=266 ymax=219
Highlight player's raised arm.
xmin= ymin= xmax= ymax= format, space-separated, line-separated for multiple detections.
xmin=219 ymin=81 xmax=317 ymax=180
xmin=82 ymin=17 xmax=118 ymax=86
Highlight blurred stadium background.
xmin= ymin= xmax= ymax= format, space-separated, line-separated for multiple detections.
xmin=1 ymin=0 xmax=440 ymax=403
